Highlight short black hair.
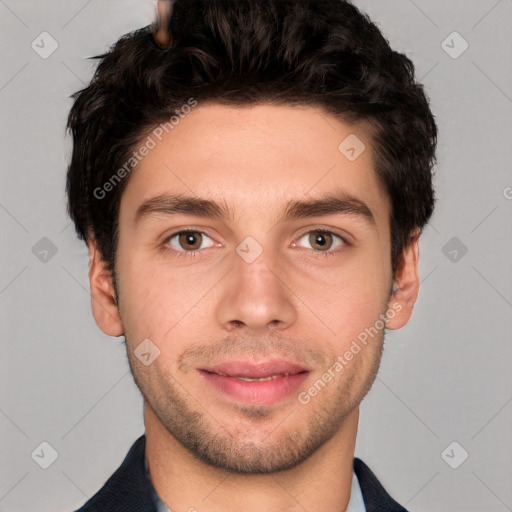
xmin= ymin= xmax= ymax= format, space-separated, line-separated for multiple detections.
xmin=66 ymin=0 xmax=437 ymax=288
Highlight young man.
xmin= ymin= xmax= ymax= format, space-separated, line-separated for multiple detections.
xmin=66 ymin=0 xmax=436 ymax=510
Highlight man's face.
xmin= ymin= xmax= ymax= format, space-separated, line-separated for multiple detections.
xmin=100 ymin=104 xmax=402 ymax=473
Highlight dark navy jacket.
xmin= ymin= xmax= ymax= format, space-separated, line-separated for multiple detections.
xmin=74 ymin=435 xmax=409 ymax=512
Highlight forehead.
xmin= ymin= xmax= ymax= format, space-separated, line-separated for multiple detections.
xmin=119 ymin=103 xmax=390 ymax=230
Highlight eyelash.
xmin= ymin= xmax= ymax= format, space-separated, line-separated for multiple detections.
xmin=162 ymin=229 xmax=350 ymax=260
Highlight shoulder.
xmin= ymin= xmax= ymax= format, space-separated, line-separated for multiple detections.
xmin=353 ymin=457 xmax=411 ymax=512
xmin=72 ymin=435 xmax=157 ymax=512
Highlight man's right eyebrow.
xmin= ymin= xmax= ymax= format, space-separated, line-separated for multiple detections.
xmin=134 ymin=195 xmax=233 ymax=224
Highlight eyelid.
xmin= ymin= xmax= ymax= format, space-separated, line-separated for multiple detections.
xmin=294 ymin=225 xmax=352 ymax=244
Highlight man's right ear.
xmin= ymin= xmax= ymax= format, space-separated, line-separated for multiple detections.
xmin=87 ymin=237 xmax=124 ymax=337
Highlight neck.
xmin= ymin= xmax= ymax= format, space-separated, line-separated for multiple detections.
xmin=144 ymin=403 xmax=359 ymax=512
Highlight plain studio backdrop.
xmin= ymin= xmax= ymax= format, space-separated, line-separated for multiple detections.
xmin=0 ymin=1 xmax=511 ymax=511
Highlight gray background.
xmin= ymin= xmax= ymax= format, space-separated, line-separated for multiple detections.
xmin=1 ymin=1 xmax=511 ymax=511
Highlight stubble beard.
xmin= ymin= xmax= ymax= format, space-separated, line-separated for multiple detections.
xmin=127 ymin=325 xmax=386 ymax=475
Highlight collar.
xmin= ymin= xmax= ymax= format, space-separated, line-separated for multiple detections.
xmin=77 ymin=434 xmax=408 ymax=512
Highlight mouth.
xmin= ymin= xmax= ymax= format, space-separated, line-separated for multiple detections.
xmin=197 ymin=359 xmax=310 ymax=406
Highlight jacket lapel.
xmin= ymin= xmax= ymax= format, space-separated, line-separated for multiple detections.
xmin=353 ymin=457 xmax=410 ymax=512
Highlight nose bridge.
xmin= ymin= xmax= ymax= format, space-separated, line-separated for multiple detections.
xmin=215 ymin=237 xmax=297 ymax=331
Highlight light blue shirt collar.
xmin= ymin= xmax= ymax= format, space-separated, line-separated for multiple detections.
xmin=347 ymin=467 xmax=366 ymax=511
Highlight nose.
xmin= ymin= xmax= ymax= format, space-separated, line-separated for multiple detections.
xmin=215 ymin=244 xmax=297 ymax=334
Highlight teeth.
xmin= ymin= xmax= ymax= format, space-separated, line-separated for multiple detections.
xmin=236 ymin=372 xmax=290 ymax=382
xmin=237 ymin=376 xmax=273 ymax=382
xmin=210 ymin=371 xmax=294 ymax=380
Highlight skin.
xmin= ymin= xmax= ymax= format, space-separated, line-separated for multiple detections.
xmin=153 ymin=0 xmax=174 ymax=48
xmin=88 ymin=103 xmax=420 ymax=512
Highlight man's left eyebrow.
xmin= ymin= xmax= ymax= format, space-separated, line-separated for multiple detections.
xmin=133 ymin=192 xmax=376 ymax=229
xmin=283 ymin=195 xmax=376 ymax=229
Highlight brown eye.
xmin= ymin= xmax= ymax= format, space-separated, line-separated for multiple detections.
xmin=178 ymin=232 xmax=202 ymax=250
xmin=309 ymin=231 xmax=334 ymax=251
xmin=167 ymin=231 xmax=214 ymax=253
xmin=296 ymin=230 xmax=346 ymax=253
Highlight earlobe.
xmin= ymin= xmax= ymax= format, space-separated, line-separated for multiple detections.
xmin=87 ymin=238 xmax=124 ymax=337
xmin=386 ymin=230 xmax=421 ymax=331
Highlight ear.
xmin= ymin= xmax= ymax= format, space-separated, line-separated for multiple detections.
xmin=386 ymin=229 xmax=421 ymax=330
xmin=87 ymin=237 xmax=124 ymax=337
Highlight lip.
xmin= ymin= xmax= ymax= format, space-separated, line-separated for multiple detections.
xmin=202 ymin=359 xmax=309 ymax=378
xmin=198 ymin=359 xmax=310 ymax=406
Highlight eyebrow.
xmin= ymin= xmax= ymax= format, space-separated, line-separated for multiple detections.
xmin=134 ymin=192 xmax=376 ymax=229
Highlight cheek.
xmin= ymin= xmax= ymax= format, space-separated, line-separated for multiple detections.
xmin=295 ymin=248 xmax=390 ymax=353
xmin=117 ymin=250 xmax=216 ymax=346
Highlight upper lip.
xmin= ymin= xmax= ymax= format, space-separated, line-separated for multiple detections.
xmin=200 ymin=359 xmax=309 ymax=378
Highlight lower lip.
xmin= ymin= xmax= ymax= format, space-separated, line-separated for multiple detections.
xmin=198 ymin=370 xmax=310 ymax=406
